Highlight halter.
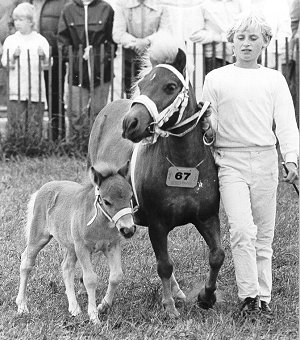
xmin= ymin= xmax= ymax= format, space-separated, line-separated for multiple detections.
xmin=131 ymin=64 xmax=209 ymax=143
xmin=87 ymin=186 xmax=133 ymax=227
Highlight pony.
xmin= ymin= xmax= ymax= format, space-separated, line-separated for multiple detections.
xmin=16 ymin=162 xmax=136 ymax=324
xmin=88 ymin=37 xmax=225 ymax=318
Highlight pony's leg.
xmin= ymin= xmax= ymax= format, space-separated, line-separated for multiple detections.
xmin=170 ymin=273 xmax=186 ymax=300
xmin=148 ymin=226 xmax=180 ymax=318
xmin=97 ymin=241 xmax=123 ymax=313
xmin=61 ymin=247 xmax=81 ymax=317
xmin=195 ymin=214 xmax=225 ymax=309
xmin=75 ymin=246 xmax=99 ymax=324
xmin=16 ymin=233 xmax=52 ymax=314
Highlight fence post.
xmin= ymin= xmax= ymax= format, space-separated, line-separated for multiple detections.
xmin=48 ymin=46 xmax=53 ymax=141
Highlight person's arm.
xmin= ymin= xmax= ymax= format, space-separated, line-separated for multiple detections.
xmin=57 ymin=10 xmax=72 ymax=59
xmin=1 ymin=37 xmax=18 ymax=68
xmin=38 ymin=36 xmax=50 ymax=68
xmin=189 ymin=6 xmax=224 ymax=44
xmin=112 ymin=1 xmax=137 ymax=47
xmin=273 ymin=73 xmax=299 ymax=180
xmin=290 ymin=0 xmax=300 ymax=38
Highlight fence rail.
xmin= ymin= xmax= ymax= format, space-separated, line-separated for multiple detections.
xmin=0 ymin=39 xmax=299 ymax=141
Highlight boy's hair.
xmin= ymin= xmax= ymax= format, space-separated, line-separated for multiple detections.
xmin=226 ymin=12 xmax=273 ymax=44
xmin=12 ymin=3 xmax=35 ymax=25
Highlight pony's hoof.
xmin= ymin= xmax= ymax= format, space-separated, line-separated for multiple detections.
xmin=197 ymin=288 xmax=216 ymax=309
xmin=163 ymin=300 xmax=180 ymax=318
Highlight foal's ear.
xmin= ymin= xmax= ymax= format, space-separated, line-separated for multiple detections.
xmin=90 ymin=166 xmax=104 ymax=187
xmin=171 ymin=48 xmax=186 ymax=75
xmin=118 ymin=160 xmax=130 ymax=180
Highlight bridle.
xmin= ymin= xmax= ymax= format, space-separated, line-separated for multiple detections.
xmin=131 ymin=63 xmax=209 ymax=143
xmin=87 ymin=186 xmax=134 ymax=227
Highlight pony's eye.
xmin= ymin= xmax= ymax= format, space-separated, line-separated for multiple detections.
xmin=165 ymin=83 xmax=177 ymax=93
xmin=103 ymin=199 xmax=111 ymax=206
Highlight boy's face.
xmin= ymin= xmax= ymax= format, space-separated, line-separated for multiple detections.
xmin=13 ymin=16 xmax=33 ymax=35
xmin=233 ymin=26 xmax=267 ymax=66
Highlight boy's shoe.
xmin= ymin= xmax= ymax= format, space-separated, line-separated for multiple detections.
xmin=240 ymin=295 xmax=260 ymax=318
xmin=260 ymin=301 xmax=273 ymax=320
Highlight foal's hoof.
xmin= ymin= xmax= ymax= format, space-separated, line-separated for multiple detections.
xmin=97 ymin=299 xmax=110 ymax=314
xmin=197 ymin=288 xmax=216 ymax=309
xmin=17 ymin=304 xmax=29 ymax=314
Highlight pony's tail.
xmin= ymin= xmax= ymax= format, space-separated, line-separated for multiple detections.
xmin=25 ymin=191 xmax=38 ymax=243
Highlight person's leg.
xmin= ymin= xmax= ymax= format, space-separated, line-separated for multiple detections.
xmin=92 ymin=82 xmax=110 ymax=120
xmin=250 ymin=149 xmax=278 ymax=306
xmin=6 ymin=100 xmax=27 ymax=139
xmin=68 ymin=86 xmax=89 ymax=141
xmin=215 ymin=150 xmax=260 ymax=301
xmin=28 ymin=102 xmax=44 ymax=140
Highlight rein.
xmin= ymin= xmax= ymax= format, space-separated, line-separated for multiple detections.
xmin=87 ymin=186 xmax=133 ymax=227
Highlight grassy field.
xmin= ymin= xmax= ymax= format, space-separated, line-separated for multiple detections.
xmin=0 ymin=156 xmax=298 ymax=340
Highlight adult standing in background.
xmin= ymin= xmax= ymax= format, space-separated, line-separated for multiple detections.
xmin=189 ymin=0 xmax=244 ymax=75
xmin=112 ymin=0 xmax=171 ymax=98
xmin=58 ymin=0 xmax=116 ymax=142
xmin=289 ymin=0 xmax=300 ymax=126
xmin=31 ymin=0 xmax=70 ymax=141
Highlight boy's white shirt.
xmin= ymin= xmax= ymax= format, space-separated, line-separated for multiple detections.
xmin=202 ymin=64 xmax=299 ymax=164
xmin=1 ymin=31 xmax=49 ymax=104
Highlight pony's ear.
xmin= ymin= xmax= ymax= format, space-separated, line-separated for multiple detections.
xmin=171 ymin=48 xmax=186 ymax=75
xmin=118 ymin=160 xmax=130 ymax=180
xmin=90 ymin=166 xmax=104 ymax=187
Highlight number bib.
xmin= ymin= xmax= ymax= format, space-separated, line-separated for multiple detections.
xmin=166 ymin=166 xmax=199 ymax=188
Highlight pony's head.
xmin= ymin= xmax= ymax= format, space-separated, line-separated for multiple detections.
xmin=89 ymin=161 xmax=136 ymax=238
xmin=122 ymin=37 xmax=194 ymax=143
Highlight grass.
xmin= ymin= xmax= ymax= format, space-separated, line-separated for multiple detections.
xmin=0 ymin=156 xmax=298 ymax=340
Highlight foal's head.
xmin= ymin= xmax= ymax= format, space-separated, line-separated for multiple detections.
xmin=122 ymin=38 xmax=190 ymax=143
xmin=90 ymin=162 xmax=136 ymax=238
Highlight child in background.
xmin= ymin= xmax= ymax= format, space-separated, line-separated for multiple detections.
xmin=201 ymin=12 xmax=299 ymax=319
xmin=1 ymin=2 xmax=49 ymax=141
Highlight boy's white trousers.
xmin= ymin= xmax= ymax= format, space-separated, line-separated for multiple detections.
xmin=214 ymin=147 xmax=278 ymax=303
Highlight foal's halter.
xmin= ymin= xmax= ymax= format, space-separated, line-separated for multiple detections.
xmin=87 ymin=186 xmax=133 ymax=227
xmin=131 ymin=64 xmax=209 ymax=143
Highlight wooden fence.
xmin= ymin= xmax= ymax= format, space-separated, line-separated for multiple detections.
xmin=0 ymin=39 xmax=299 ymax=141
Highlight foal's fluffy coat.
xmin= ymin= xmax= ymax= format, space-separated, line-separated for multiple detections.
xmin=16 ymin=163 xmax=135 ymax=324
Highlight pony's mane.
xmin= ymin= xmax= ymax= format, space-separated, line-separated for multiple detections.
xmin=130 ymin=33 xmax=185 ymax=98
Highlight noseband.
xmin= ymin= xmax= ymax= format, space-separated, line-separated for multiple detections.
xmin=87 ymin=186 xmax=134 ymax=227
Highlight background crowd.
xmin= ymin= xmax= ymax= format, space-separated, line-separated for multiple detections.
xmin=0 ymin=0 xmax=298 ymax=144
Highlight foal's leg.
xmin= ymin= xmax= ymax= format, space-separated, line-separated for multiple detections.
xmin=195 ymin=214 xmax=225 ymax=308
xmin=61 ymin=247 xmax=81 ymax=316
xmin=149 ymin=225 xmax=180 ymax=318
xmin=97 ymin=241 xmax=123 ymax=313
xmin=16 ymin=232 xmax=52 ymax=314
xmin=75 ymin=245 xmax=99 ymax=324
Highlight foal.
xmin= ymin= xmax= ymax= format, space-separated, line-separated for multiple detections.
xmin=16 ymin=162 xmax=136 ymax=324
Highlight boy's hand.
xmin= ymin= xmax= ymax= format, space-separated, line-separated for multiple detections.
xmin=13 ymin=46 xmax=21 ymax=58
xmin=37 ymin=46 xmax=45 ymax=59
xmin=283 ymin=162 xmax=299 ymax=185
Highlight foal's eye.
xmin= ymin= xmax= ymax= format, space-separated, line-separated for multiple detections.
xmin=103 ymin=199 xmax=111 ymax=206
